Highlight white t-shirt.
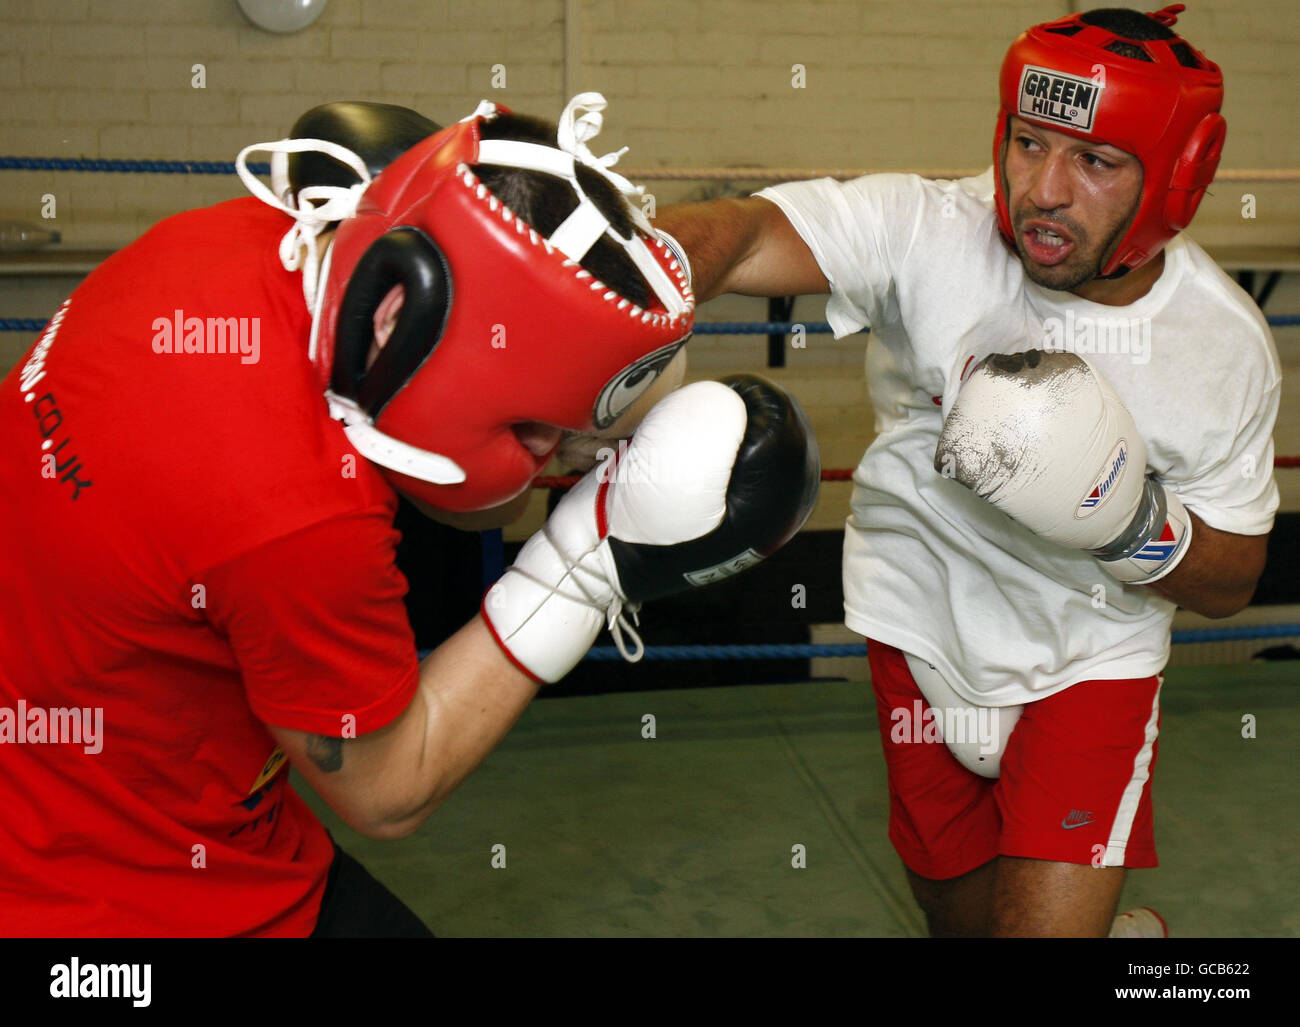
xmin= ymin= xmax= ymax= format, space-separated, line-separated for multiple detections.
xmin=757 ymin=170 xmax=1281 ymax=706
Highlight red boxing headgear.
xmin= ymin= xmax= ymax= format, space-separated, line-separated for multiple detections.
xmin=285 ymin=96 xmax=694 ymax=512
xmin=993 ymin=4 xmax=1226 ymax=277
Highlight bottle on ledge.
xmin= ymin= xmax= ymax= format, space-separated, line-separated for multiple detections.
xmin=0 ymin=222 xmax=62 ymax=252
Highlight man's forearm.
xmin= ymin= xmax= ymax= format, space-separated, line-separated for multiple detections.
xmin=656 ymin=195 xmax=830 ymax=301
xmin=656 ymin=199 xmax=765 ymax=302
xmin=1139 ymin=510 xmax=1268 ymax=618
xmin=386 ymin=616 xmax=540 ymax=835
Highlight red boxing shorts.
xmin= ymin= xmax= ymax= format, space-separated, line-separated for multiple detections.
xmin=867 ymin=639 xmax=1161 ymax=880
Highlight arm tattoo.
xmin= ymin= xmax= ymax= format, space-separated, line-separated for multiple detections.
xmin=306 ymin=734 xmax=344 ymax=773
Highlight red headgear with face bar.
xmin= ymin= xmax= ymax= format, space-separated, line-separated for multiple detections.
xmin=240 ymin=95 xmax=694 ymax=512
xmin=993 ymin=4 xmax=1225 ymax=277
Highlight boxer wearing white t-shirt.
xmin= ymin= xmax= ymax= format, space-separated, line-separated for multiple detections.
xmin=759 ymin=168 xmax=1277 ymax=707
xmin=655 ymin=6 xmax=1278 ymax=937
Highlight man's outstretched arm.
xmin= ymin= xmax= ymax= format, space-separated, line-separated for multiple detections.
xmin=655 ymin=196 xmax=830 ymax=302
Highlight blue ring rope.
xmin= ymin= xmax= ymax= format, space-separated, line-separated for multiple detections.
xmin=3 ymin=152 xmax=1296 ymax=659
xmin=0 ymin=154 xmax=1296 ymax=332
xmin=590 ymin=624 xmax=1300 ymax=663
xmin=582 ymin=624 xmax=1300 ymax=660
xmin=0 ymin=157 xmax=271 ymax=175
xmin=419 ymin=624 xmax=1300 ymax=663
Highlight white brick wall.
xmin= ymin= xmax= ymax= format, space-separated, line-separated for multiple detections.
xmin=0 ymin=0 xmax=1292 ymax=238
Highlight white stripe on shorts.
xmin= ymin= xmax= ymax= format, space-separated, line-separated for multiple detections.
xmin=1102 ymin=675 xmax=1163 ymax=867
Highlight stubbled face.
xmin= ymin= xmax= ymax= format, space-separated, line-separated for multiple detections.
xmin=1002 ymin=116 xmax=1144 ymax=293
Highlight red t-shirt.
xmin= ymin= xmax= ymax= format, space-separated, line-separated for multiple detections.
xmin=0 ymin=197 xmax=420 ymax=936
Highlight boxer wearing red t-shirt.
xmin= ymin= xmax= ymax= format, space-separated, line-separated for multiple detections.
xmin=0 ymin=198 xmax=413 ymax=935
xmin=0 ymin=99 xmax=820 ymax=936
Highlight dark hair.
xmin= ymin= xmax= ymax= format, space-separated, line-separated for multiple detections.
xmin=470 ymin=113 xmax=652 ymax=308
xmin=1072 ymin=7 xmax=1205 ymax=67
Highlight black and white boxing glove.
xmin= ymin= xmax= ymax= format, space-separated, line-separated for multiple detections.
xmin=482 ymin=374 xmax=820 ymax=682
xmin=285 ymin=101 xmax=442 ymax=202
xmin=934 ymin=350 xmax=1191 ymax=584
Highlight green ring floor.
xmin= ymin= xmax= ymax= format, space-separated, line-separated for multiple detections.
xmin=294 ymin=661 xmax=1300 ymax=937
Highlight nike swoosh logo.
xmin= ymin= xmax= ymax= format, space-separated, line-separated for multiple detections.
xmin=1061 ymin=817 xmax=1095 ymax=829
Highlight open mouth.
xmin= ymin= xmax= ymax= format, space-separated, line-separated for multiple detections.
xmin=1021 ymin=221 xmax=1076 ymax=267
xmin=511 ymin=421 xmax=563 ymax=459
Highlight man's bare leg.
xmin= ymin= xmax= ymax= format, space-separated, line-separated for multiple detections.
xmin=906 ymin=859 xmax=997 ymax=937
xmin=907 ymin=857 xmax=1125 ymax=937
xmin=989 ymin=857 xmax=1126 ymax=937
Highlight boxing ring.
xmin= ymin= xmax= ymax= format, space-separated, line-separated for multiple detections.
xmin=2 ymin=155 xmax=1299 ymax=940
xmin=3 ymin=155 xmax=1300 ymax=668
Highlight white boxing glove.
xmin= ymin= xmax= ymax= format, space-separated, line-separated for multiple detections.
xmin=483 ymin=375 xmax=819 ymax=682
xmin=935 ymin=350 xmax=1191 ymax=584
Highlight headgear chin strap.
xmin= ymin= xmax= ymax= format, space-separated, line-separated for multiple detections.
xmin=993 ymin=4 xmax=1226 ymax=278
xmin=239 ymin=93 xmax=694 ymax=512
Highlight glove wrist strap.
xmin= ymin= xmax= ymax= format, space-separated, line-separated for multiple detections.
xmin=1093 ymin=479 xmax=1193 ymax=584
xmin=482 ymin=511 xmax=643 ymax=683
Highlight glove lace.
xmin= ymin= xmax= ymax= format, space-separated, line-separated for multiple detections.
xmin=606 ymin=599 xmax=645 ymax=663
xmin=503 ymin=521 xmax=645 ymax=663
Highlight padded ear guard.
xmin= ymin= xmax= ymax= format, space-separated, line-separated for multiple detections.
xmin=331 ymin=229 xmax=452 ymax=419
xmin=1165 ymin=113 xmax=1226 ymax=231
